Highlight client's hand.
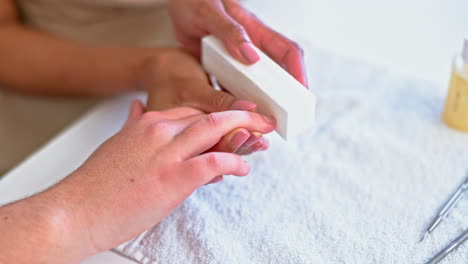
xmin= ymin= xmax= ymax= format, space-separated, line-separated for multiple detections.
xmin=143 ymin=49 xmax=269 ymax=155
xmin=0 ymin=101 xmax=275 ymax=263
xmin=52 ymin=101 xmax=275 ymax=261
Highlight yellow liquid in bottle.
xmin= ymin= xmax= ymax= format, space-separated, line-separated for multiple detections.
xmin=443 ymin=70 xmax=468 ymax=132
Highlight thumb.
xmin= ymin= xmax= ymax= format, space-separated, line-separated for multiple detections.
xmin=124 ymin=100 xmax=145 ymax=127
xmin=192 ymin=87 xmax=237 ymax=113
xmin=202 ymin=4 xmax=260 ymax=64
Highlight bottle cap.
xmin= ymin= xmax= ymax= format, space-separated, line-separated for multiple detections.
xmin=462 ymin=38 xmax=468 ymax=64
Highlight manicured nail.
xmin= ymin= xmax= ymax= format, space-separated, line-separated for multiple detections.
xmin=251 ymin=131 xmax=263 ymax=137
xmin=244 ymin=132 xmax=262 ymax=147
xmin=253 ymin=141 xmax=263 ymax=151
xmin=263 ymin=115 xmax=275 ymax=124
xmin=240 ymin=42 xmax=260 ymax=64
xmin=259 ymin=138 xmax=269 ymax=151
xmin=232 ymin=130 xmax=250 ymax=149
xmin=260 ymin=144 xmax=269 ymax=151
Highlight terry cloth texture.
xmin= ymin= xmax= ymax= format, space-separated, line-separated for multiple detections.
xmin=115 ymin=45 xmax=468 ymax=264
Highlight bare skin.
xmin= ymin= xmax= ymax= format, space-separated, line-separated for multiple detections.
xmin=0 ymin=0 xmax=306 ymax=261
xmin=168 ymin=0 xmax=308 ymax=87
xmin=0 ymin=102 xmax=276 ymax=263
xmin=143 ymin=50 xmax=270 ymax=155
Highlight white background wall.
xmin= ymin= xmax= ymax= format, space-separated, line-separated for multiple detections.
xmin=245 ymin=0 xmax=468 ymax=86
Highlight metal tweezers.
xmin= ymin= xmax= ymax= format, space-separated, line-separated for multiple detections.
xmin=420 ymin=173 xmax=468 ymax=241
xmin=421 ymin=172 xmax=468 ymax=264
xmin=425 ymin=229 xmax=468 ymax=264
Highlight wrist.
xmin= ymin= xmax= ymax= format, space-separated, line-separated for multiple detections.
xmin=41 ymin=173 xmax=102 ymax=259
xmin=36 ymin=186 xmax=91 ymax=261
xmin=135 ymin=47 xmax=183 ymax=89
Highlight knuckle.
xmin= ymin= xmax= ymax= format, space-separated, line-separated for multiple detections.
xmin=205 ymin=113 xmax=221 ymax=129
xmin=212 ymin=92 xmax=232 ymax=110
xmin=141 ymin=111 xmax=161 ymax=122
xmin=205 ymin=153 xmax=221 ymax=171
xmin=244 ymin=110 xmax=256 ymax=122
xmin=226 ymin=2 xmax=245 ymax=17
xmin=146 ymin=121 xmax=173 ymax=138
xmin=227 ymin=23 xmax=247 ymax=39
xmin=197 ymin=1 xmax=214 ymax=17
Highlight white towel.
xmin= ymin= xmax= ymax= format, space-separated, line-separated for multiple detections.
xmin=115 ymin=46 xmax=468 ymax=264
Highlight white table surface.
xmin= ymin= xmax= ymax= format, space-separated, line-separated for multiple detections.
xmin=0 ymin=0 xmax=467 ymax=263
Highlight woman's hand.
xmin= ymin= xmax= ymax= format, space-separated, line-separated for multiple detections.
xmin=143 ymin=49 xmax=269 ymax=155
xmin=168 ymin=0 xmax=308 ymax=87
xmin=53 ymin=101 xmax=276 ymax=260
xmin=144 ymin=49 xmax=238 ymax=113
xmin=0 ymin=101 xmax=276 ymax=263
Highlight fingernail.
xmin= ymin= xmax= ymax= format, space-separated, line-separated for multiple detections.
xmin=253 ymin=141 xmax=263 ymax=150
xmin=259 ymin=138 xmax=269 ymax=151
xmin=232 ymin=130 xmax=250 ymax=149
xmin=251 ymin=131 xmax=263 ymax=137
xmin=240 ymin=42 xmax=260 ymax=64
xmin=263 ymin=115 xmax=275 ymax=124
xmin=244 ymin=132 xmax=262 ymax=147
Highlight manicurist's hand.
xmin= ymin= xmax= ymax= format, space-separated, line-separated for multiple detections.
xmin=168 ymin=0 xmax=308 ymax=86
xmin=0 ymin=101 xmax=275 ymax=263
xmin=144 ymin=49 xmax=269 ymax=155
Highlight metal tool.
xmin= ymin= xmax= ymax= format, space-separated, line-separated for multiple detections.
xmin=420 ymin=173 xmax=468 ymax=242
xmin=425 ymin=229 xmax=468 ymax=264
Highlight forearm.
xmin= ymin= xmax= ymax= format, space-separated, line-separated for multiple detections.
xmin=0 ymin=23 xmax=172 ymax=97
xmin=0 ymin=187 xmax=87 ymax=264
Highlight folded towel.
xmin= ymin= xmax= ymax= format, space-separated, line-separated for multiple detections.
xmin=115 ymin=45 xmax=468 ymax=264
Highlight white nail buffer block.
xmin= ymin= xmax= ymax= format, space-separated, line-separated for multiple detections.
xmin=201 ymin=35 xmax=316 ymax=140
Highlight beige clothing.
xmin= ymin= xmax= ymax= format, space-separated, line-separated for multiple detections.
xmin=0 ymin=0 xmax=177 ymax=175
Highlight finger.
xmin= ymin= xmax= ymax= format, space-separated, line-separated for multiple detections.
xmin=153 ymin=112 xmax=206 ymax=136
xmin=175 ymin=31 xmax=202 ymax=60
xmin=237 ymin=137 xmax=269 ymax=155
xmin=280 ymin=41 xmax=308 ymax=88
xmin=230 ymin=100 xmax=257 ymax=111
xmin=235 ymin=131 xmax=262 ymax=155
xmin=260 ymin=32 xmax=307 ymax=87
xmin=209 ymin=78 xmax=258 ymax=111
xmin=173 ymin=111 xmax=276 ymax=159
xmin=258 ymin=137 xmax=270 ymax=151
xmin=191 ymin=85 xmax=237 ymax=113
xmin=182 ymin=152 xmax=250 ymax=186
xmin=226 ymin=4 xmax=308 ymax=87
xmin=158 ymin=107 xmax=204 ymax=121
xmin=152 ymin=107 xmax=206 ymax=136
xmin=245 ymin=131 xmax=263 ymax=146
xmin=174 ymin=116 xmax=257 ymax=146
xmin=209 ymin=128 xmax=250 ymax=153
xmin=208 ymin=77 xmax=258 ymax=112
xmin=207 ymin=175 xmax=224 ymax=185
xmin=199 ymin=1 xmax=259 ymax=64
xmin=124 ymin=100 xmax=146 ymax=127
